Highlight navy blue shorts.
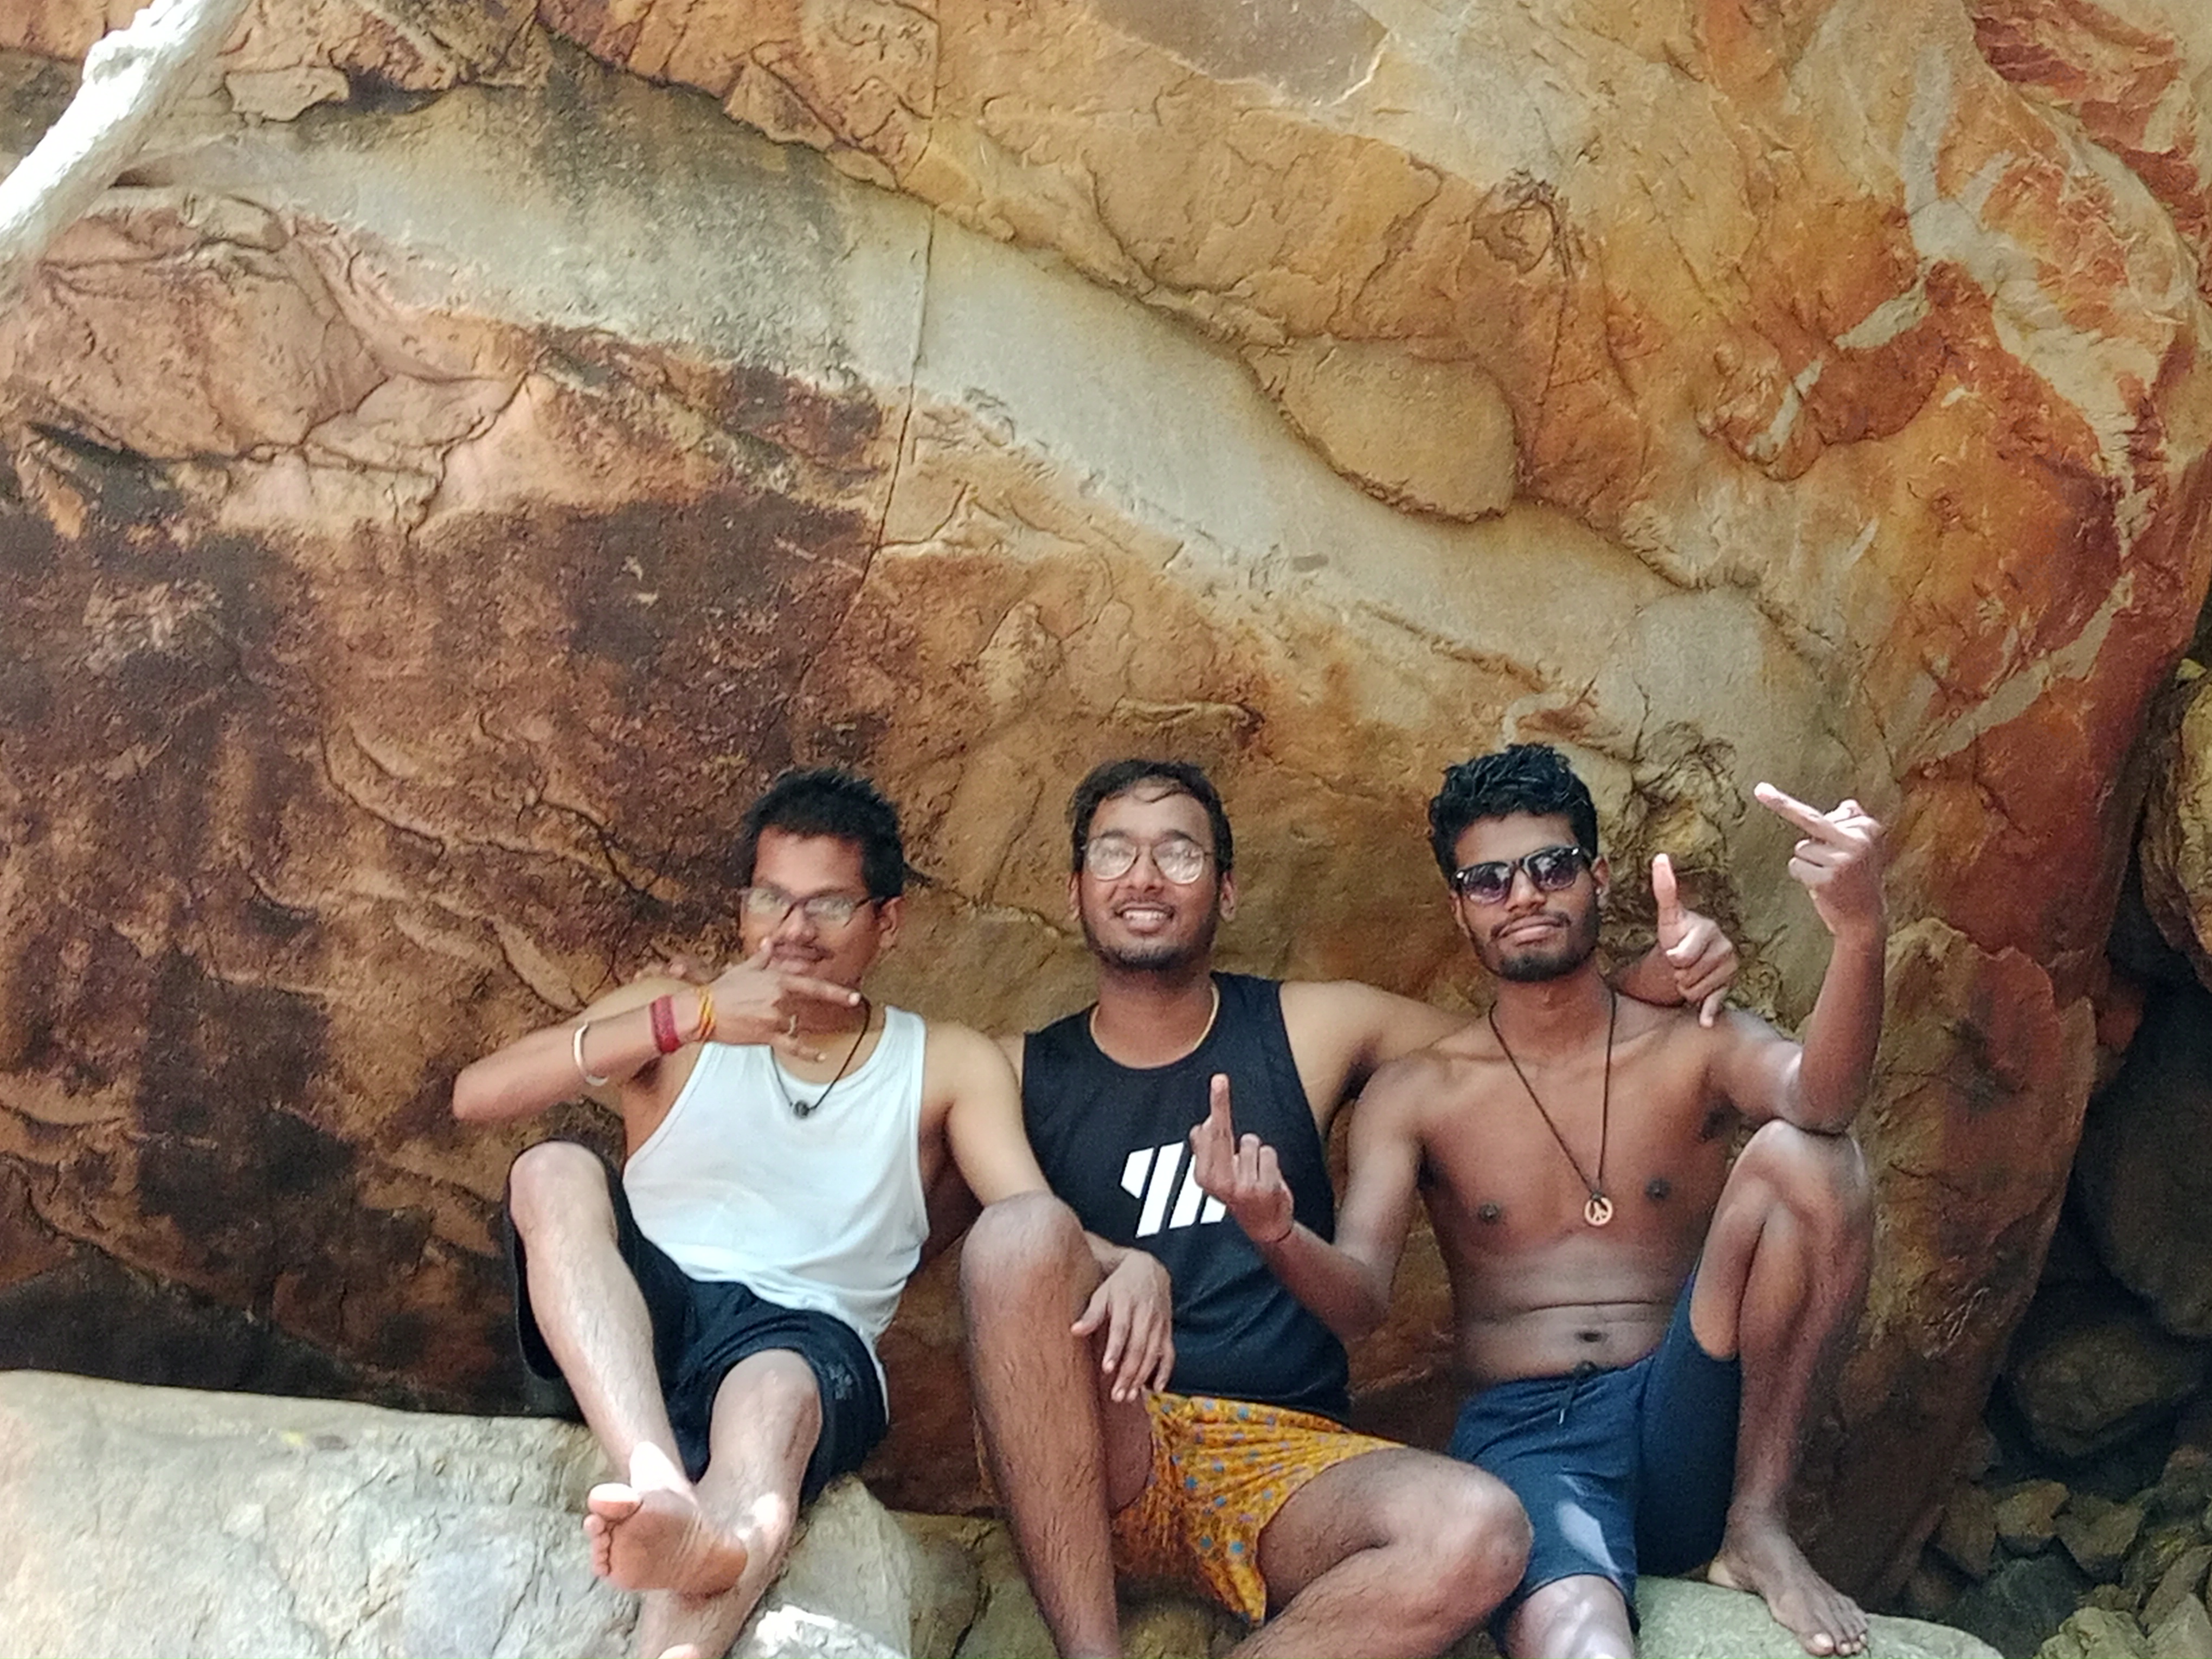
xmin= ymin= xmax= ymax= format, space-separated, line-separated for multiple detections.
xmin=1446 ymin=1278 xmax=1741 ymax=1626
xmin=505 ymin=1146 xmax=887 ymax=1502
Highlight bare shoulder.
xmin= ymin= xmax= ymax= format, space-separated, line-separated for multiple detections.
xmin=993 ymin=1030 xmax=1025 ymax=1082
xmin=922 ymin=1017 xmax=1021 ymax=1096
xmin=1358 ymin=1042 xmax=1471 ymax=1128
xmin=1281 ymin=978 xmax=1467 ymax=1051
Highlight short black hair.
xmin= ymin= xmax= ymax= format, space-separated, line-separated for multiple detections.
xmin=1429 ymin=744 xmax=1599 ymax=877
xmin=734 ymin=768 xmax=906 ymax=899
xmin=1067 ymin=758 xmax=1234 ymax=875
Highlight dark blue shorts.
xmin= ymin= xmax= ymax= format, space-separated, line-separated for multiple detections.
xmin=505 ymin=1145 xmax=887 ymax=1502
xmin=1446 ymin=1278 xmax=1741 ymax=1626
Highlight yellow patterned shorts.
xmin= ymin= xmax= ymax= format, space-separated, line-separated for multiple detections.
xmin=1110 ymin=1392 xmax=1401 ymax=1624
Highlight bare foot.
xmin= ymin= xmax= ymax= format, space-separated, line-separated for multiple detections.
xmin=583 ymin=1447 xmax=749 ymax=1597
xmin=1708 ymin=1517 xmax=1868 ymax=1657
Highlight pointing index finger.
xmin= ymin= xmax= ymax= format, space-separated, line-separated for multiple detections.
xmin=1754 ymin=782 xmax=1853 ymax=846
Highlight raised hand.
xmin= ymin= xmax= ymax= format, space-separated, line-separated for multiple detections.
xmin=702 ymin=944 xmax=861 ymax=1062
xmin=1754 ymin=785 xmax=1886 ymax=939
xmin=1652 ymin=853 xmax=1737 ymax=1027
xmin=1072 ymin=1250 xmax=1175 ymax=1403
xmin=1188 ymin=1073 xmax=1295 ymax=1248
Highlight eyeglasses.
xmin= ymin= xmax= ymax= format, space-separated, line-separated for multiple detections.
xmin=1450 ymin=845 xmax=1592 ymax=904
xmin=1083 ymin=833 xmax=1212 ymax=885
xmin=742 ymin=884 xmax=877 ymax=929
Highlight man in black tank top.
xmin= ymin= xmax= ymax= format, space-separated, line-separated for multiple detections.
xmin=962 ymin=760 xmax=1740 ymax=1658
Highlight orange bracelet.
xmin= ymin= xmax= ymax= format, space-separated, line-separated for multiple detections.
xmin=694 ymin=986 xmax=716 ymax=1044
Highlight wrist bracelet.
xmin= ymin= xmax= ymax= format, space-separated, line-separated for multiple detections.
xmin=572 ymin=1022 xmax=614 ymax=1088
xmin=694 ymin=986 xmax=716 ymax=1045
xmin=649 ymin=995 xmax=682 ymax=1054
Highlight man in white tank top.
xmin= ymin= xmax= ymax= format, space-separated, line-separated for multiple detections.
xmin=452 ymin=770 xmax=1174 ymax=1659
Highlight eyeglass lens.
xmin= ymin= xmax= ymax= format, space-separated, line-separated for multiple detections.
xmin=744 ymin=885 xmax=865 ymax=926
xmin=1085 ymin=835 xmax=1209 ymax=884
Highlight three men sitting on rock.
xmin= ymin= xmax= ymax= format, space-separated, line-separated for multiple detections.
xmin=454 ymin=748 xmax=1883 ymax=1659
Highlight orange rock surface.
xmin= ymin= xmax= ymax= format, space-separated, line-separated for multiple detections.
xmin=0 ymin=0 xmax=2208 ymax=1594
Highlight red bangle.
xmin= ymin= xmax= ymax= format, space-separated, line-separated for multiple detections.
xmin=650 ymin=995 xmax=681 ymax=1054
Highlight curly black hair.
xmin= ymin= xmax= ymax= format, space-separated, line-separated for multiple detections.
xmin=1427 ymin=743 xmax=1599 ymax=878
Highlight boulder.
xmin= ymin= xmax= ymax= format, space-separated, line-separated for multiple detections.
xmin=0 ymin=1370 xmax=2014 ymax=1659
xmin=2143 ymin=1547 xmax=2212 ymax=1642
xmin=1935 ymin=1483 xmax=2000 ymax=1580
xmin=2147 ymin=1593 xmax=2212 ymax=1659
xmin=2137 ymin=668 xmax=2212 ymax=990
xmin=0 ymin=1371 xmax=958 ymax=1658
xmin=1947 ymin=1552 xmax=2094 ymax=1657
xmin=0 ymin=0 xmax=2210 ymax=1597
xmin=2036 ymin=1607 xmax=2151 ymax=1659
xmin=2054 ymin=1496 xmax=2147 ymax=1583
xmin=2074 ymin=982 xmax=2212 ymax=1340
xmin=2002 ymin=1288 xmax=2210 ymax=1461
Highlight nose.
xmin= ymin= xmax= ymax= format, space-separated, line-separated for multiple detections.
xmin=773 ymin=902 xmax=818 ymax=940
xmin=1501 ymin=863 xmax=1546 ymax=910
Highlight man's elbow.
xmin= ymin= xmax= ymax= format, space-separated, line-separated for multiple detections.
xmin=451 ymin=1065 xmax=500 ymax=1124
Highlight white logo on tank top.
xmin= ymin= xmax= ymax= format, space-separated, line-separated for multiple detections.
xmin=1120 ymin=1144 xmax=1229 ymax=1237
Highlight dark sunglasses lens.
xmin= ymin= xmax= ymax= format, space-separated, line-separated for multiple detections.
xmin=1529 ymin=848 xmax=1586 ymax=891
xmin=1458 ymin=864 xmax=1512 ymax=902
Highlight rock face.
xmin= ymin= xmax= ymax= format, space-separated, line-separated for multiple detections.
xmin=0 ymin=0 xmax=2210 ymax=1598
xmin=2139 ymin=667 xmax=2212 ymax=991
xmin=0 ymin=1371 xmax=1998 ymax=1659
xmin=2074 ymin=981 xmax=2212 ymax=1339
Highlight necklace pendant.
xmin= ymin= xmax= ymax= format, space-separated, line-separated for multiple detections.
xmin=1583 ymin=1193 xmax=1615 ymax=1227
xmin=793 ymin=1096 xmax=819 ymax=1119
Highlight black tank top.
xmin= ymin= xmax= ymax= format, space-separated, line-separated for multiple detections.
xmin=1022 ymin=973 xmax=1352 ymax=1421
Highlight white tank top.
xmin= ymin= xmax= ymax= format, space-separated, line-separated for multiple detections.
xmin=622 ymin=1006 xmax=930 ymax=1370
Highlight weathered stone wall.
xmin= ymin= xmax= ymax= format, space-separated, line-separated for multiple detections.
xmin=1 ymin=0 xmax=2209 ymax=1596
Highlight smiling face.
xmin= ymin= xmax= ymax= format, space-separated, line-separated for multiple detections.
xmin=1449 ymin=811 xmax=1607 ymax=982
xmin=739 ymin=828 xmax=902 ymax=990
xmin=1069 ymin=783 xmax=1235 ymax=974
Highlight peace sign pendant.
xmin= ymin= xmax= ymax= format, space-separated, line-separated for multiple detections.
xmin=1584 ymin=1193 xmax=1615 ymax=1227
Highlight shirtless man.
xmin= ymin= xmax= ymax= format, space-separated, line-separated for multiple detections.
xmin=959 ymin=757 xmax=1741 ymax=1658
xmin=452 ymin=769 xmax=1168 ymax=1659
xmin=1191 ymin=743 xmax=1880 ymax=1659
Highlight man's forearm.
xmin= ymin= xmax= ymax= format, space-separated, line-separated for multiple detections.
xmin=1254 ymin=1224 xmax=1393 ymax=1343
xmin=452 ymin=995 xmax=694 ymax=1122
xmin=1791 ymin=925 xmax=1886 ymax=1131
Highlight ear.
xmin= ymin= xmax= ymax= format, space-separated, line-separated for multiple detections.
xmin=873 ymin=895 xmax=905 ymax=951
xmin=1066 ymin=869 xmax=1083 ymax=925
xmin=1217 ymin=870 xmax=1238 ymax=921
xmin=1591 ymin=854 xmax=1610 ymax=908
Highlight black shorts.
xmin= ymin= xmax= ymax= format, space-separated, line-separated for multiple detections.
xmin=505 ymin=1145 xmax=888 ymax=1502
xmin=1446 ymin=1276 xmax=1741 ymax=1627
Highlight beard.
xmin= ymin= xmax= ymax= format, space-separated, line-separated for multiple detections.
xmin=1482 ymin=904 xmax=1602 ymax=982
xmin=1079 ymin=900 xmax=1221 ymax=974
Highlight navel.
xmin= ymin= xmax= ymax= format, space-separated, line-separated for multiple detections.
xmin=1476 ymin=1201 xmax=1503 ymax=1225
xmin=1645 ymin=1176 xmax=1671 ymax=1203
xmin=1576 ymin=1329 xmax=1603 ymax=1345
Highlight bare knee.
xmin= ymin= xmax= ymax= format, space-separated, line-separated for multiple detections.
xmin=1736 ymin=1122 xmax=1870 ymax=1246
xmin=1424 ymin=1470 xmax=1533 ymax=1617
xmin=1507 ymin=1576 xmax=1634 ymax=1659
xmin=960 ymin=1191 xmax=1088 ymax=1307
xmin=507 ymin=1141 xmax=615 ymax=1242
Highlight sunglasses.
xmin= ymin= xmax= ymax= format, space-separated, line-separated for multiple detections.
xmin=1449 ymin=844 xmax=1592 ymax=904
